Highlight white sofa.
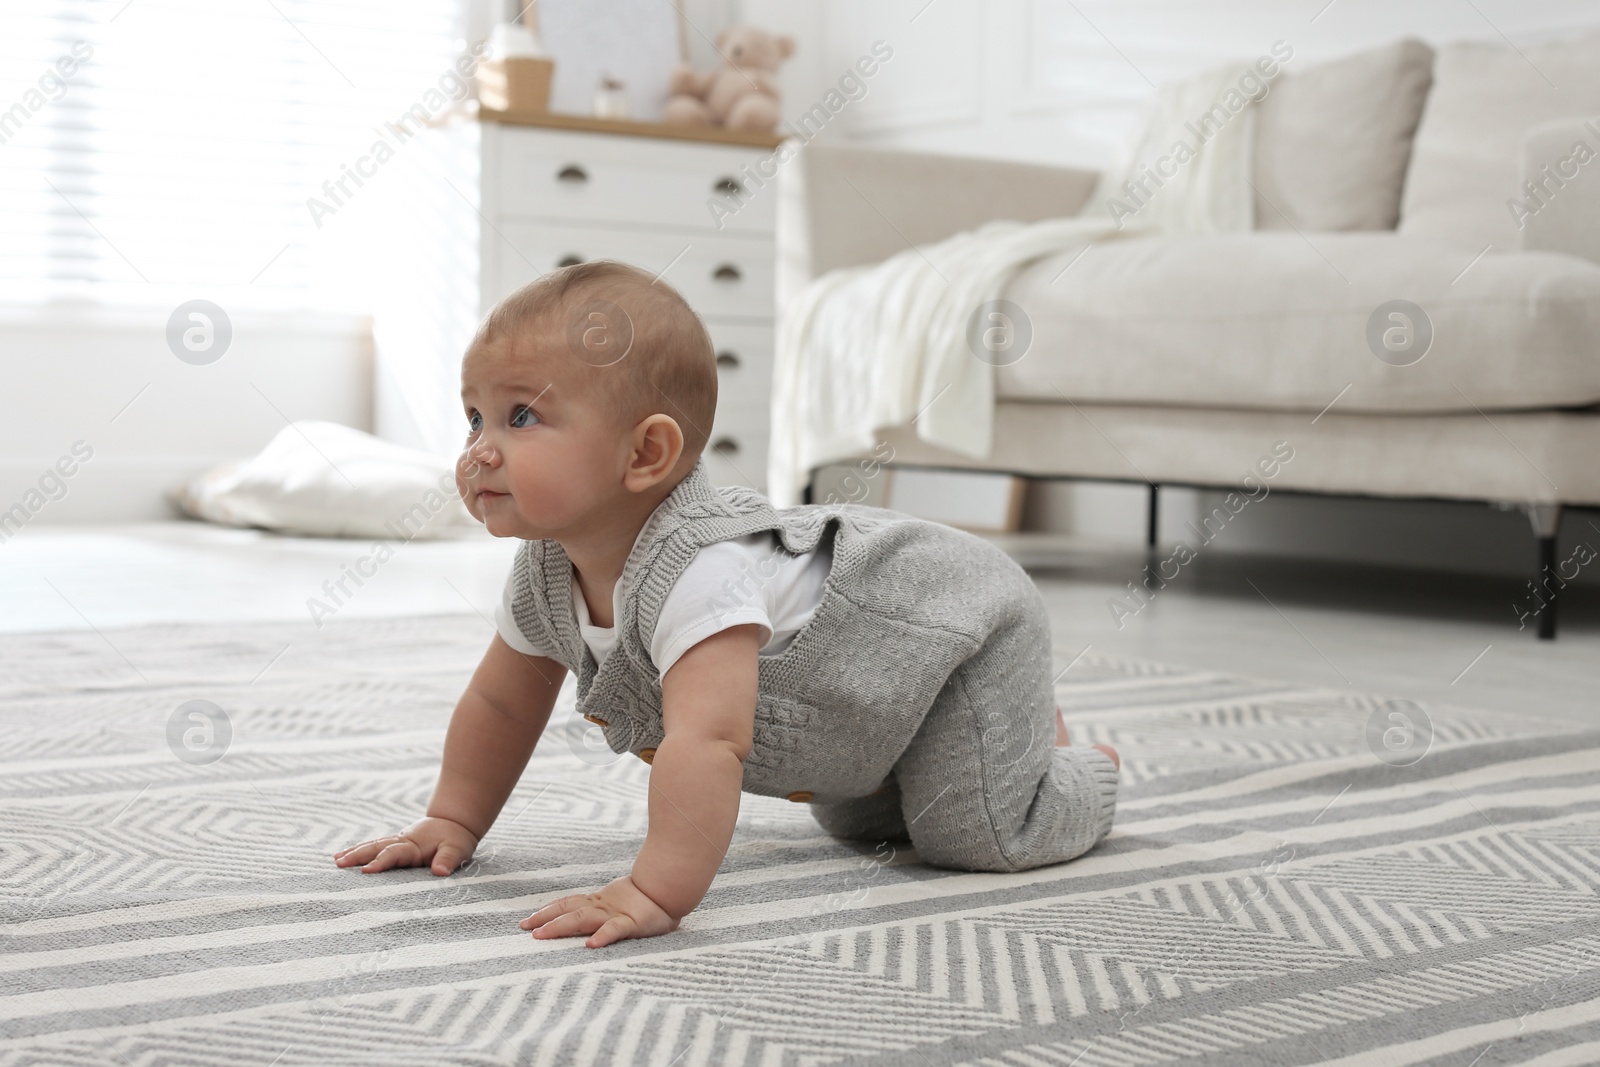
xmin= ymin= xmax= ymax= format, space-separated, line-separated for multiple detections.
xmin=776 ymin=33 xmax=1600 ymax=639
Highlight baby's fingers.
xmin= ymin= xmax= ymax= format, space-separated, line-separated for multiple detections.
xmin=333 ymin=838 xmax=395 ymax=867
xmin=520 ymin=894 xmax=584 ymax=930
xmin=529 ymin=905 xmax=607 ymax=941
xmin=360 ymin=840 xmax=423 ymax=873
xmin=586 ymin=914 xmax=636 ymax=949
xmin=431 ymin=843 xmax=467 ymax=877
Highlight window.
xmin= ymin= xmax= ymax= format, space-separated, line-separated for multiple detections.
xmin=0 ymin=0 xmax=472 ymax=313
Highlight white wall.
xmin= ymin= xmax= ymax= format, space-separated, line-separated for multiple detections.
xmin=742 ymin=0 xmax=1600 ymax=581
xmin=745 ymin=0 xmax=1600 ymax=164
xmin=0 ymin=310 xmax=371 ymax=524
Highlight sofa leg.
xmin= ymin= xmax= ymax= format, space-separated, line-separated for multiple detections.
xmin=1537 ymin=535 xmax=1559 ymax=640
xmin=1146 ymin=483 xmax=1159 ymax=549
xmin=1522 ymin=503 xmax=1563 ymax=640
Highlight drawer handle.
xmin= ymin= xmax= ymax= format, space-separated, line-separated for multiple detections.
xmin=556 ymin=164 xmax=589 ymax=184
xmin=557 ymin=254 xmax=584 ymax=268
xmin=711 ymin=436 xmax=740 ymax=456
xmin=713 ymin=176 xmax=743 ymax=197
xmin=715 ymin=350 xmax=740 ymax=369
xmin=712 ymin=263 xmax=742 ymax=283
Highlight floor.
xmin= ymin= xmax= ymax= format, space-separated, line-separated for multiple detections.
xmin=14 ymin=600 xmax=1597 ymax=1065
xmin=2 ymin=521 xmax=1596 ymax=725
xmin=7 ymin=521 xmax=1600 ymax=1064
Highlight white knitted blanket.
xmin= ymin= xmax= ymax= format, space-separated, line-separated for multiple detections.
xmin=767 ymin=61 xmax=1263 ymax=507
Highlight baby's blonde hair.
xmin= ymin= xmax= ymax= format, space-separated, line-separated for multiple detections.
xmin=472 ymin=261 xmax=717 ymax=462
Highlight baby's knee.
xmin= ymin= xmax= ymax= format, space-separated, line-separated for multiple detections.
xmin=910 ymin=835 xmax=1026 ymax=874
xmin=907 ymin=746 xmax=1120 ymax=873
xmin=808 ymin=779 xmax=909 ymax=844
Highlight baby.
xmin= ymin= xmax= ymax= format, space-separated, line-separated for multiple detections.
xmin=334 ymin=261 xmax=1120 ymax=948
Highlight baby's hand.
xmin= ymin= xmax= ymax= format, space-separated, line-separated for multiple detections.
xmin=334 ymin=816 xmax=479 ymax=876
xmin=521 ymin=874 xmax=680 ymax=948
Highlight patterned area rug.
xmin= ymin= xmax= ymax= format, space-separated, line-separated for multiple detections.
xmin=3 ymin=614 xmax=1598 ymax=1066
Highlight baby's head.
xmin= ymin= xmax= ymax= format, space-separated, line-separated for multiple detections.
xmin=457 ymin=260 xmax=716 ymax=540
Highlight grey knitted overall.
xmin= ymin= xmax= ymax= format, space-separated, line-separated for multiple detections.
xmin=507 ymin=457 xmax=1119 ymax=873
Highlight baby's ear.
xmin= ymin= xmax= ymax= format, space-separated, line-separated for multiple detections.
xmin=625 ymin=413 xmax=686 ymax=491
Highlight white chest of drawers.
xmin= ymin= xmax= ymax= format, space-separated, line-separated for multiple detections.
xmin=371 ymin=115 xmax=781 ymax=493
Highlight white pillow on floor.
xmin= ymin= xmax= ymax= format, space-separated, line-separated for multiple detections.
xmin=172 ymin=421 xmax=480 ymax=539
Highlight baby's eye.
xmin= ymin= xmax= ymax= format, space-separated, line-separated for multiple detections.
xmin=510 ymin=405 xmax=540 ymax=428
xmin=467 ymin=411 xmax=482 ymax=433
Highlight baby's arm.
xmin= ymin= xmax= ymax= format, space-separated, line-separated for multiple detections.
xmin=522 ymin=623 xmax=759 ymax=947
xmin=334 ymin=634 xmax=567 ymax=875
xmin=633 ymin=622 xmax=759 ymax=914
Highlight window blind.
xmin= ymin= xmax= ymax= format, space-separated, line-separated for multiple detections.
xmin=0 ymin=0 xmax=471 ymax=313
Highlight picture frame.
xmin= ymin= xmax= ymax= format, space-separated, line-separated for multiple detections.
xmin=531 ymin=0 xmax=685 ymax=121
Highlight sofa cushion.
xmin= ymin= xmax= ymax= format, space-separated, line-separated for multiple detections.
xmin=996 ymin=231 xmax=1600 ymax=413
xmin=1400 ymin=30 xmax=1600 ymax=249
xmin=1253 ymin=39 xmax=1434 ymax=232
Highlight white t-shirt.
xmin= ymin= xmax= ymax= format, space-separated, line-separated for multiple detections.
xmin=494 ymin=530 xmax=832 ymax=679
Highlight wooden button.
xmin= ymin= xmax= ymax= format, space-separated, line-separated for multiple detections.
xmin=582 ymin=714 xmax=608 ymax=726
xmin=786 ymin=790 xmax=813 ymax=803
xmin=638 ymin=747 xmax=656 ymax=764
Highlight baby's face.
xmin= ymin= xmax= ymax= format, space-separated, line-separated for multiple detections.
xmin=457 ymin=329 xmax=630 ymax=540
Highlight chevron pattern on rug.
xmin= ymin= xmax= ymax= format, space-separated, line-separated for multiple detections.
xmin=2 ymin=614 xmax=1597 ymax=1066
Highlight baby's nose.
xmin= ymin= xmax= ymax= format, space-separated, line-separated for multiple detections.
xmin=464 ymin=438 xmax=498 ymax=469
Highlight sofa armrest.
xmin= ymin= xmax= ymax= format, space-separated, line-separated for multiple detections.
xmin=776 ymin=143 xmax=1100 ymax=310
xmin=1518 ymin=116 xmax=1600 ymax=263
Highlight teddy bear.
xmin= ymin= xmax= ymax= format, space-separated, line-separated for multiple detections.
xmin=662 ymin=25 xmax=795 ymax=133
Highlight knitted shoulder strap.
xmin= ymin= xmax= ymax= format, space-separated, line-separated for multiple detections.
xmin=612 ymin=459 xmax=785 ymax=679
xmin=507 ymin=537 xmax=583 ymax=672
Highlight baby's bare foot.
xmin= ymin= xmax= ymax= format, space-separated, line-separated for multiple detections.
xmin=1057 ymin=707 xmax=1120 ymax=769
